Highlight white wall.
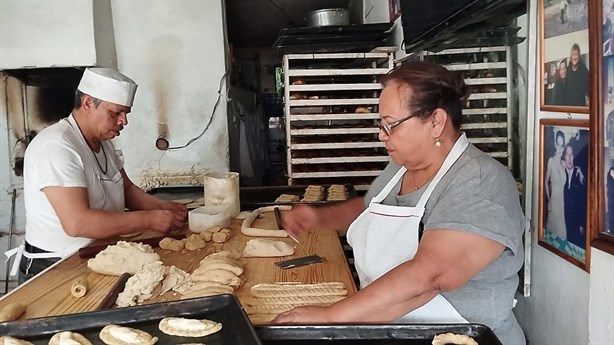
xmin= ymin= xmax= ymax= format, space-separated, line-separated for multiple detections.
xmin=513 ymin=1 xmax=613 ymax=344
xmin=107 ymin=0 xmax=229 ymax=187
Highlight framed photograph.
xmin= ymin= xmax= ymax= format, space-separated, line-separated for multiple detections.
xmin=389 ymin=0 xmax=401 ymax=22
xmin=539 ymin=119 xmax=590 ymax=270
xmin=540 ymin=0 xmax=590 ymax=112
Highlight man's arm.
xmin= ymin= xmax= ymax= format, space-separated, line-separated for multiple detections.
xmin=43 ymin=186 xmax=184 ymax=238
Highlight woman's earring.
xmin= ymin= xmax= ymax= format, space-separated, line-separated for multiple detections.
xmin=435 ymin=137 xmax=442 ymax=147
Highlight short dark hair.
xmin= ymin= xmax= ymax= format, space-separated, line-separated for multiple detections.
xmin=571 ymin=43 xmax=581 ymax=54
xmin=73 ymin=90 xmax=102 ymax=109
xmin=555 ymin=130 xmax=565 ymax=143
xmin=380 ymin=61 xmax=469 ymax=130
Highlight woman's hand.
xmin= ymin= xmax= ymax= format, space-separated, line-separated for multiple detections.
xmin=280 ymin=204 xmax=320 ymax=237
xmin=271 ymin=306 xmax=331 ymax=324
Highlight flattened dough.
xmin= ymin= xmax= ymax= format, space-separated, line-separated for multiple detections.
xmin=159 ymin=317 xmax=222 ymax=337
xmin=49 ymin=331 xmax=92 ymax=345
xmin=99 ymin=324 xmax=158 ymax=345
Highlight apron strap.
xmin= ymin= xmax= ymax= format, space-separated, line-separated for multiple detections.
xmin=5 ymin=242 xmax=63 ymax=277
xmin=371 ymin=166 xmax=407 ymax=204
xmin=416 ymin=133 xmax=470 ymax=209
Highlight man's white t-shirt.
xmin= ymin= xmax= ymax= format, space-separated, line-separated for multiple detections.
xmin=24 ymin=114 xmax=125 ymax=255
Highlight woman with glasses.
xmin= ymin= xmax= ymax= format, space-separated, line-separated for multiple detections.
xmin=275 ymin=61 xmax=525 ymax=345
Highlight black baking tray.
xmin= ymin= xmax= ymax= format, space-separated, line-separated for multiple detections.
xmin=256 ymin=324 xmax=502 ymax=345
xmin=147 ymin=184 xmax=357 ymax=211
xmin=0 ymin=295 xmax=261 ymax=344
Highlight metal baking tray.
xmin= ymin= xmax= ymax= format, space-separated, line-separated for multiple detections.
xmin=256 ymin=324 xmax=502 ymax=345
xmin=147 ymin=184 xmax=357 ymax=211
xmin=0 ymin=295 xmax=261 ymax=345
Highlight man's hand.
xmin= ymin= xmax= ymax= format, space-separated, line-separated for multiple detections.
xmin=149 ymin=210 xmax=185 ymax=234
xmin=163 ymin=201 xmax=188 ymax=222
xmin=280 ymin=204 xmax=320 ymax=237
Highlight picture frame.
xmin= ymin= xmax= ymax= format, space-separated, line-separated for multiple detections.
xmin=538 ymin=119 xmax=591 ymax=271
xmin=389 ymin=0 xmax=401 ymax=22
xmin=540 ymin=0 xmax=590 ymax=113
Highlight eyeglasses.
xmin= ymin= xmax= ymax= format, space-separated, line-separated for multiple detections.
xmin=377 ymin=113 xmax=415 ymax=136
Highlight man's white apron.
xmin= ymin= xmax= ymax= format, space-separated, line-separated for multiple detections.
xmin=347 ymin=133 xmax=469 ymax=323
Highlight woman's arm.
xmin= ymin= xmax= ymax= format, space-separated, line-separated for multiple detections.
xmin=273 ymin=229 xmax=504 ymax=324
xmin=281 ymin=197 xmax=365 ymax=236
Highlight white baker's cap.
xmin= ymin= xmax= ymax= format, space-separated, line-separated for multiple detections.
xmin=77 ymin=68 xmax=138 ymax=107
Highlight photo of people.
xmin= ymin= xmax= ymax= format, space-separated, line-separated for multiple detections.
xmin=604 ymin=149 xmax=614 ymax=236
xmin=540 ymin=122 xmax=589 ymax=264
xmin=604 ymin=57 xmax=614 ymax=146
xmin=541 ymin=0 xmax=590 ymax=110
xmin=604 ymin=0 xmax=614 ymax=56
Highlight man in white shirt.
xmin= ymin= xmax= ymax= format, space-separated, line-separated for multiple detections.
xmin=10 ymin=68 xmax=187 ymax=284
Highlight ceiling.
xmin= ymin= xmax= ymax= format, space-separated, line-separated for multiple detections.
xmin=225 ymin=0 xmax=350 ymax=47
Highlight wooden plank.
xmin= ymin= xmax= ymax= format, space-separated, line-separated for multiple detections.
xmin=291 ymin=156 xmax=389 ymax=164
xmin=286 ymin=52 xmax=389 ymax=59
xmin=0 ymin=215 xmax=357 ymax=326
xmin=290 ymin=128 xmax=379 ymax=135
xmin=289 ymin=98 xmax=379 ymax=106
xmin=290 ymin=113 xmax=380 ymax=121
xmin=291 ymin=142 xmax=384 ymax=150
xmin=460 ymin=122 xmax=508 ymax=130
xmin=445 ymin=62 xmax=507 ymax=71
xmin=425 ymin=46 xmax=507 ymax=55
xmin=463 ymin=107 xmax=507 ymax=115
xmin=467 ymin=92 xmax=507 ymax=100
xmin=292 ymin=170 xmax=383 ymax=178
xmin=289 ymin=83 xmax=382 ymax=91
xmin=288 ymin=68 xmax=389 ymax=77
xmin=465 ymin=77 xmax=507 ymax=85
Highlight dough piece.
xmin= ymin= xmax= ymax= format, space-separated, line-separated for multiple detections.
xmin=159 ymin=317 xmax=222 ymax=337
xmin=190 ymin=268 xmax=241 ymax=287
xmin=159 ymin=237 xmax=185 ymax=251
xmin=87 ymin=241 xmax=160 ymax=276
xmin=99 ymin=325 xmax=158 ymax=345
xmin=49 ymin=331 xmax=93 ymax=345
xmin=0 ymin=337 xmax=33 ymax=345
xmin=200 ymin=231 xmax=213 ymax=242
xmin=180 ymin=286 xmax=235 ymax=299
xmin=185 ymin=234 xmax=207 ymax=251
xmin=206 ymin=226 xmax=222 ymax=233
xmin=116 ymin=261 xmax=165 ymax=307
xmin=187 ymin=281 xmax=235 ymax=293
xmin=160 ymin=266 xmax=192 ymax=295
xmin=432 ymin=333 xmax=478 ymax=345
xmin=172 ymin=198 xmax=194 ymax=205
xmin=207 ymin=250 xmax=243 ymax=260
xmin=250 ymin=282 xmax=348 ymax=298
xmin=186 ymin=203 xmax=200 ymax=209
xmin=193 ymin=261 xmax=244 ymax=276
xmin=235 ymin=211 xmax=251 ymax=220
xmin=212 ymin=231 xmax=231 ymax=243
xmin=194 ymin=197 xmax=206 ymax=205
xmin=275 ymin=194 xmax=299 ymax=203
xmin=243 ymin=239 xmax=294 ymax=257
xmin=241 ymin=206 xmax=291 ymax=238
xmin=354 ymin=105 xmax=370 ymax=113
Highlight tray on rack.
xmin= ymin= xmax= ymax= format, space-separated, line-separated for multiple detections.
xmin=0 ymin=295 xmax=261 ymax=345
xmin=256 ymin=324 xmax=502 ymax=345
xmin=147 ymin=184 xmax=358 ymax=211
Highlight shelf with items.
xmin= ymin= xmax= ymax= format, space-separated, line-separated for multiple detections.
xmin=283 ymin=51 xmax=394 ymax=191
xmin=423 ymin=46 xmax=514 ymax=170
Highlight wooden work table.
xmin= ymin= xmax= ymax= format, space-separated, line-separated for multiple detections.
xmin=0 ymin=211 xmax=357 ymax=325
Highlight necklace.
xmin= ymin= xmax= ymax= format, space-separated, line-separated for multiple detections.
xmin=407 ymin=168 xmax=438 ymax=191
xmin=73 ymin=118 xmax=108 ymax=174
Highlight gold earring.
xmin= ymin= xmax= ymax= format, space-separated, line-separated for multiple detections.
xmin=435 ymin=137 xmax=442 ymax=147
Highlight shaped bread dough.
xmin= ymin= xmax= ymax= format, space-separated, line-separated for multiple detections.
xmin=159 ymin=317 xmax=222 ymax=337
xmin=192 ymin=261 xmax=243 ymax=277
xmin=0 ymin=337 xmax=33 ymax=345
xmin=180 ymin=286 xmax=235 ymax=300
xmin=243 ymin=239 xmax=294 ymax=257
xmin=49 ymin=331 xmax=93 ymax=345
xmin=99 ymin=325 xmax=158 ymax=345
xmin=190 ymin=268 xmax=241 ymax=287
xmin=87 ymin=241 xmax=160 ymax=276
xmin=241 ymin=206 xmax=291 ymax=238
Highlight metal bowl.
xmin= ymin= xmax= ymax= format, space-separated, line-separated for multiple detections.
xmin=305 ymin=8 xmax=349 ymax=27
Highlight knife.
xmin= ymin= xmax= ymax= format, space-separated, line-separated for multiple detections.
xmin=275 ymin=255 xmax=325 ymax=269
xmin=274 ymin=206 xmax=299 ymax=243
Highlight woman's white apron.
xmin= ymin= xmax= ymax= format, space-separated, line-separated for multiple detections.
xmin=347 ymin=133 xmax=469 ymax=323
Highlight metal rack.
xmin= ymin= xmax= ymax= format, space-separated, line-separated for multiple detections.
xmin=283 ymin=52 xmax=395 ymax=191
xmin=423 ymin=46 xmax=514 ymax=170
